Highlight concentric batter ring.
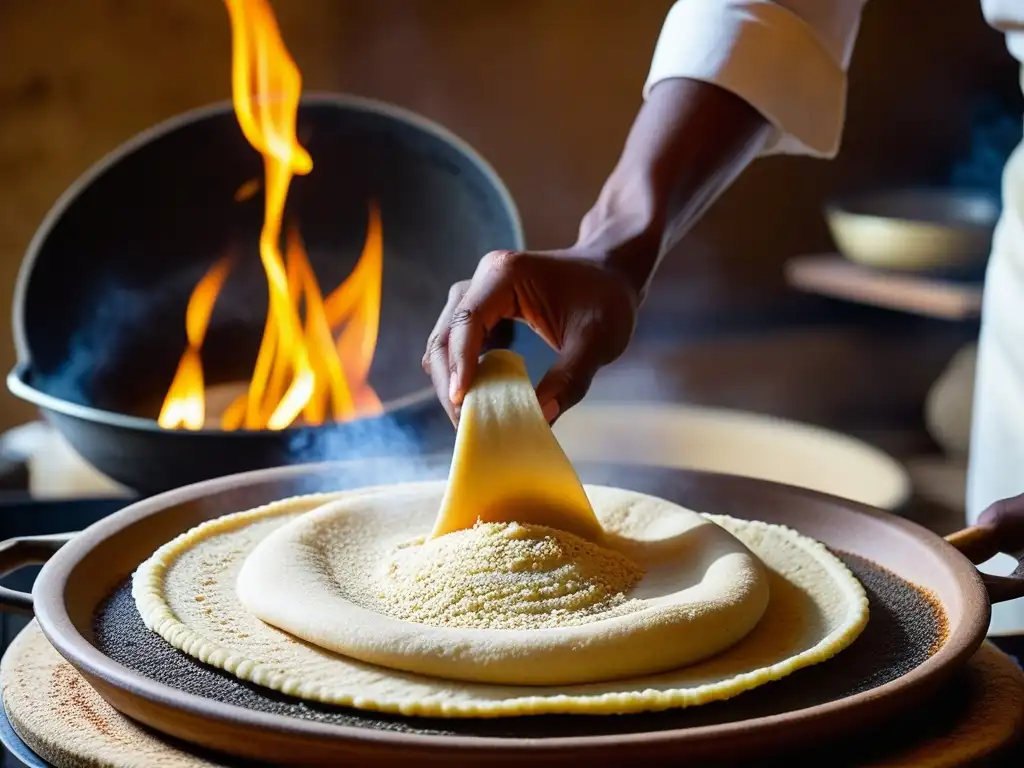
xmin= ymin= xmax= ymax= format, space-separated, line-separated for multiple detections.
xmin=131 ymin=484 xmax=868 ymax=717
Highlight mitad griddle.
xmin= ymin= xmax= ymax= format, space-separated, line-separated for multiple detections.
xmin=6 ymin=95 xmax=523 ymax=496
xmin=0 ymin=461 xmax=1022 ymax=765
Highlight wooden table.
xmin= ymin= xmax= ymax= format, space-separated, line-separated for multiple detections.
xmin=785 ymin=255 xmax=983 ymax=321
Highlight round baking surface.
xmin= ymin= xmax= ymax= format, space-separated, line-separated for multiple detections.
xmin=131 ymin=485 xmax=865 ymax=715
xmin=29 ymin=462 xmax=994 ymax=765
xmin=5 ymin=622 xmax=1022 ymax=767
xmin=109 ymin=545 xmax=920 ymax=734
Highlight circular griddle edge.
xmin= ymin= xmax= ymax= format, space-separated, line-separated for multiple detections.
xmin=30 ymin=461 xmax=991 ymax=765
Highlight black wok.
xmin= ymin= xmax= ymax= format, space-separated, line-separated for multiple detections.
xmin=8 ymin=94 xmax=523 ymax=494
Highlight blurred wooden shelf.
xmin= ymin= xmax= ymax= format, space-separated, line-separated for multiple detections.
xmin=785 ymin=255 xmax=983 ymax=321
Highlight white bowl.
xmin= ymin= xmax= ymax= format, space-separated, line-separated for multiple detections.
xmin=825 ymin=188 xmax=998 ymax=272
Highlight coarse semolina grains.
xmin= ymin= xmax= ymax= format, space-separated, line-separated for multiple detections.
xmin=376 ymin=521 xmax=644 ymax=630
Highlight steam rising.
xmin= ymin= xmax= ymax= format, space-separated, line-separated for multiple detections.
xmin=282 ymin=406 xmax=454 ymax=488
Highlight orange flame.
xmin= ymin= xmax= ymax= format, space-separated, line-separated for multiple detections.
xmin=158 ymin=0 xmax=383 ymax=431
xmin=157 ymin=256 xmax=233 ymax=430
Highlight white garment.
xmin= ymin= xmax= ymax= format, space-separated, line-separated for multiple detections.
xmin=645 ymin=0 xmax=1022 ymax=158
xmin=646 ymin=0 xmax=1024 ymax=632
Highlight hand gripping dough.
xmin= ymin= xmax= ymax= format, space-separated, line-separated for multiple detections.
xmin=431 ymin=350 xmax=603 ymax=541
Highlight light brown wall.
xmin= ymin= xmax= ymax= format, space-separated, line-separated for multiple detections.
xmin=0 ymin=0 xmax=1016 ymax=431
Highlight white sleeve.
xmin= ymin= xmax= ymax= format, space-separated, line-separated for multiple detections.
xmin=644 ymin=0 xmax=868 ymax=158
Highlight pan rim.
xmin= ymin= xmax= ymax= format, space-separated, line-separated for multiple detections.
xmin=32 ymin=461 xmax=990 ymax=755
xmin=6 ymin=362 xmax=438 ymax=434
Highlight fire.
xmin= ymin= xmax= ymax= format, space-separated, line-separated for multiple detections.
xmin=158 ymin=0 xmax=383 ymax=431
xmin=156 ymin=256 xmax=233 ymax=430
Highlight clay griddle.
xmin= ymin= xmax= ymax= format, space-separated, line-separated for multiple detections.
xmin=92 ymin=552 xmax=944 ymax=739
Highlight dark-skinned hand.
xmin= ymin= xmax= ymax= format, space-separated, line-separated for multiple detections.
xmin=422 ymin=247 xmax=639 ymax=426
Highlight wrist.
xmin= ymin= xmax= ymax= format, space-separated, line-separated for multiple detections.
xmin=573 ymin=173 xmax=665 ymax=303
xmin=570 ymin=78 xmax=770 ymax=305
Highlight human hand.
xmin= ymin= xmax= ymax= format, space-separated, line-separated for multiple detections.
xmin=975 ymin=494 xmax=1024 ymax=566
xmin=419 ymin=75 xmax=773 ymax=429
xmin=422 ymin=247 xmax=640 ymax=426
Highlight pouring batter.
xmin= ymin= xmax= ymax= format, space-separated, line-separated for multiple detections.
xmin=423 ymin=0 xmax=1024 ymax=633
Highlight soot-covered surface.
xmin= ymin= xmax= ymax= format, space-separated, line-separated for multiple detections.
xmin=91 ymin=553 xmax=945 ymax=739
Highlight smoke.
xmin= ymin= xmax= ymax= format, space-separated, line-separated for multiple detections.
xmin=28 ymin=258 xmax=270 ymax=412
xmin=31 ymin=282 xmax=155 ymax=407
xmin=283 ymin=404 xmax=455 ymax=490
xmin=949 ymin=93 xmax=1022 ymax=201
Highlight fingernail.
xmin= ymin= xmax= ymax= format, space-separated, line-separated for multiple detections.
xmin=449 ymin=379 xmax=462 ymax=406
xmin=541 ymin=400 xmax=560 ymax=424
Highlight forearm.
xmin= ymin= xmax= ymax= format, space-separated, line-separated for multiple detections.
xmin=576 ymin=0 xmax=866 ymax=302
xmin=577 ymin=77 xmax=770 ymax=300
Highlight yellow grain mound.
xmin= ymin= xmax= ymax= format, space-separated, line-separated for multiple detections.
xmin=378 ymin=521 xmax=644 ymax=630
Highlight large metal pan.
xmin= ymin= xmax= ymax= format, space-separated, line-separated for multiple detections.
xmin=0 ymin=460 xmax=1022 ymax=765
xmin=6 ymin=94 xmax=523 ymax=495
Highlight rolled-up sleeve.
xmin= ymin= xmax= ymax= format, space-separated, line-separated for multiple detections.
xmin=644 ymin=0 xmax=868 ymax=158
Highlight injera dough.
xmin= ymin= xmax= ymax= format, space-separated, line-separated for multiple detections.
xmin=132 ymin=488 xmax=868 ymax=718
xmin=4 ymin=621 xmax=1021 ymax=768
xmin=432 ymin=350 xmax=603 ymax=541
xmin=233 ymin=483 xmax=771 ymax=685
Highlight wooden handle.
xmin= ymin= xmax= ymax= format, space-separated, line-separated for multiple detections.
xmin=946 ymin=524 xmax=1001 ymax=565
xmin=946 ymin=500 xmax=1024 ymax=605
